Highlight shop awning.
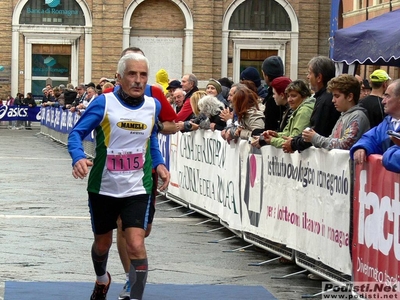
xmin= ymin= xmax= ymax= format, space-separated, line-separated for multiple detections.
xmin=332 ymin=9 xmax=400 ymax=66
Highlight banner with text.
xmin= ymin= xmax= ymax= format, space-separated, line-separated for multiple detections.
xmin=168 ymin=131 xmax=242 ymax=230
xmin=353 ymin=155 xmax=400 ymax=290
xmin=0 ymin=105 xmax=41 ymax=121
xmin=240 ymin=145 xmax=352 ymax=275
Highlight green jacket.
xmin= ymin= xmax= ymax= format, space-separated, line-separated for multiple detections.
xmin=271 ymin=96 xmax=315 ymax=148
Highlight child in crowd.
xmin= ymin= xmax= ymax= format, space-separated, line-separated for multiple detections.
xmin=302 ymin=74 xmax=370 ymax=150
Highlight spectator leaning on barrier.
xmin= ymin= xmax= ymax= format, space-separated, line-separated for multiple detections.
xmin=205 ymin=79 xmax=229 ymax=108
xmin=197 ymin=94 xmax=227 ymax=131
xmin=302 ymin=74 xmax=370 ymax=150
xmin=224 ymin=84 xmax=265 ymax=142
xmin=176 ymin=90 xmax=207 ymax=132
xmin=282 ymin=56 xmax=341 ymax=153
xmin=350 ymin=79 xmax=400 ymax=165
xmin=176 ymin=74 xmax=199 ymax=122
xmin=382 ymin=133 xmax=400 ymax=173
xmin=261 ymin=79 xmax=315 ymax=149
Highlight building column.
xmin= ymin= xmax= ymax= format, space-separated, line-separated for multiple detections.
xmin=84 ymin=27 xmax=92 ymax=84
xmin=11 ymin=26 xmax=20 ymax=97
xmin=183 ymin=28 xmax=193 ymax=74
xmin=221 ymin=30 xmax=229 ymax=78
xmin=290 ymin=32 xmax=299 ymax=80
xmin=122 ymin=27 xmax=131 ymax=51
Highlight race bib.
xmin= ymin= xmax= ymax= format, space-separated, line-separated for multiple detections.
xmin=106 ymin=149 xmax=144 ymax=172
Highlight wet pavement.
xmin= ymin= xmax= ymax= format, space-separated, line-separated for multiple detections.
xmin=0 ymin=124 xmax=322 ymax=299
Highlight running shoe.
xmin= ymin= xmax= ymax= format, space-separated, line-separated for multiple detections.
xmin=118 ymin=280 xmax=131 ymax=300
xmin=90 ymin=272 xmax=111 ymax=300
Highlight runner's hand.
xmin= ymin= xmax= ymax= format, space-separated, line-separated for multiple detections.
xmin=72 ymin=158 xmax=93 ymax=179
xmin=156 ymin=164 xmax=170 ymax=191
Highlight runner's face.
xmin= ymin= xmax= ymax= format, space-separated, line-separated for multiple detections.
xmin=118 ymin=60 xmax=148 ymax=98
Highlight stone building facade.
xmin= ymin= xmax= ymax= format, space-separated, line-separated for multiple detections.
xmin=0 ymin=0 xmax=331 ymax=98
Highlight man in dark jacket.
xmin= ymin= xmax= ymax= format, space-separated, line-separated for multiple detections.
xmin=282 ymin=56 xmax=341 ymax=153
xmin=261 ymin=56 xmax=287 ymax=131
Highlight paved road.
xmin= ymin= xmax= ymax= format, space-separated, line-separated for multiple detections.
xmin=0 ymin=125 xmax=322 ymax=299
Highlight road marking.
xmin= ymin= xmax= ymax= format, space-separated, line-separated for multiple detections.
xmin=0 ymin=215 xmax=89 ymax=219
xmin=0 ymin=157 xmax=70 ymax=160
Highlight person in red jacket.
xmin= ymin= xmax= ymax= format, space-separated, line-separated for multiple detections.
xmin=175 ymin=73 xmax=199 ymax=122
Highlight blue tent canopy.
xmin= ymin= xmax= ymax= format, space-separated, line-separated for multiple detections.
xmin=332 ymin=9 xmax=400 ymax=66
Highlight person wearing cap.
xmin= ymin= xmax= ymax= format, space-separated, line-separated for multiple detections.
xmin=260 ymin=56 xmax=288 ymax=131
xmin=166 ymin=79 xmax=182 ymax=95
xmin=249 ymin=56 xmax=288 ymax=148
xmin=351 ymin=79 xmax=400 ymax=165
xmin=355 ymin=75 xmax=372 ymax=99
xmin=98 ymin=77 xmax=109 ymax=88
xmin=359 ymin=69 xmax=391 ymax=128
xmin=240 ymin=67 xmax=267 ymax=99
xmin=251 ymin=76 xmax=293 ymax=149
xmin=205 ymin=79 xmax=229 ymax=108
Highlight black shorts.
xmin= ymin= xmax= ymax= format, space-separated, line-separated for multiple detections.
xmin=88 ymin=192 xmax=151 ymax=235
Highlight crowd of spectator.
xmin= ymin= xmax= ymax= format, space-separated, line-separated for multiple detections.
xmin=5 ymin=54 xmax=399 ymax=177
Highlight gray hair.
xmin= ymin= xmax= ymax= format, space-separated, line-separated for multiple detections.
xmin=183 ymin=73 xmax=198 ymax=87
xmin=308 ymin=56 xmax=335 ymax=86
xmin=198 ymin=95 xmax=224 ymax=117
xmin=392 ymin=79 xmax=400 ymax=98
xmin=173 ymin=88 xmax=186 ymax=96
xmin=117 ymin=53 xmax=149 ymax=79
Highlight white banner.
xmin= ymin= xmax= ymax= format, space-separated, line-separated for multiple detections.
xmin=168 ymin=131 xmax=242 ymax=230
xmin=240 ymin=145 xmax=352 ymax=275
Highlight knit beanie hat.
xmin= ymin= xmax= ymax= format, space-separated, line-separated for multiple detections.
xmin=207 ymin=79 xmax=222 ymax=94
xmin=262 ymin=56 xmax=284 ymax=78
xmin=271 ymin=77 xmax=292 ymax=95
xmin=240 ymin=67 xmax=261 ymax=87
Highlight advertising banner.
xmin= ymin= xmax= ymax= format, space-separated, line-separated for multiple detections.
xmin=240 ymin=145 xmax=352 ymax=275
xmin=353 ymin=155 xmax=400 ymax=291
xmin=0 ymin=105 xmax=41 ymax=121
xmin=168 ymin=131 xmax=242 ymax=230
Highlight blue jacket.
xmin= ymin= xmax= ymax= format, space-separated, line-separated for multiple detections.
xmin=350 ymin=115 xmax=396 ymax=159
xmin=383 ymin=145 xmax=400 ymax=173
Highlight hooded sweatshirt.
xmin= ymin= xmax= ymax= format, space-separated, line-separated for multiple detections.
xmin=311 ymin=105 xmax=370 ymax=150
xmin=155 ymin=69 xmax=169 ymax=94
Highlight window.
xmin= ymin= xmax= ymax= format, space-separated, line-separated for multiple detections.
xmin=229 ymin=0 xmax=291 ymax=31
